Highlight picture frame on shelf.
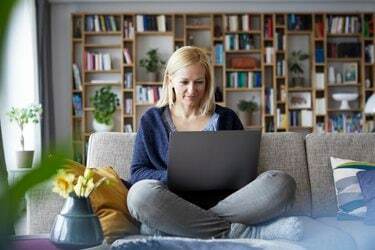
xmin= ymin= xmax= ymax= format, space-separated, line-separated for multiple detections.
xmin=288 ymin=92 xmax=311 ymax=109
xmin=343 ymin=63 xmax=358 ymax=84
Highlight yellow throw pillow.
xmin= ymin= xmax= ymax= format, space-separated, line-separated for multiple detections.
xmin=64 ymin=160 xmax=139 ymax=243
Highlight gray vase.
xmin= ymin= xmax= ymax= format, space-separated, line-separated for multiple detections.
xmin=50 ymin=195 xmax=103 ymax=249
xmin=16 ymin=150 xmax=34 ymax=168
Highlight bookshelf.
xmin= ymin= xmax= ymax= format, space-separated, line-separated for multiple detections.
xmin=71 ymin=12 xmax=375 ymax=163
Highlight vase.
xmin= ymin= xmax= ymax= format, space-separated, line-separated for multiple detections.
xmin=328 ymin=66 xmax=335 ymax=84
xmin=15 ymin=150 xmax=34 ymax=168
xmin=92 ymin=119 xmax=113 ymax=132
xmin=238 ymin=111 xmax=252 ymax=126
xmin=50 ymin=195 xmax=103 ymax=249
xmin=147 ymin=72 xmax=157 ymax=82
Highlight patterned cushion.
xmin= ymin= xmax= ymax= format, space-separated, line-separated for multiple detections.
xmin=357 ymin=170 xmax=375 ymax=225
xmin=330 ymin=157 xmax=375 ymax=220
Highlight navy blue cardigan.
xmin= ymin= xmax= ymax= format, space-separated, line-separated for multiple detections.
xmin=130 ymin=105 xmax=244 ymax=185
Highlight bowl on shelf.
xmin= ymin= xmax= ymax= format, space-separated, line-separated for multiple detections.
xmin=332 ymin=93 xmax=359 ymax=110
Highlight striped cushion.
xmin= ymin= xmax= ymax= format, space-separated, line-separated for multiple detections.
xmin=330 ymin=157 xmax=375 ymax=220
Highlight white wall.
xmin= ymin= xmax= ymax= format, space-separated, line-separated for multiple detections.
xmin=50 ymin=0 xmax=375 ymax=143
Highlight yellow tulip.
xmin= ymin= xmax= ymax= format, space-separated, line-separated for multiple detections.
xmin=52 ymin=170 xmax=75 ymax=198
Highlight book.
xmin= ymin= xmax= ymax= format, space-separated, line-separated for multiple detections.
xmin=72 ymin=94 xmax=83 ymax=117
xmin=157 ymin=15 xmax=166 ymax=32
xmin=123 ymin=48 xmax=133 ymax=64
xmin=315 ymin=73 xmax=325 ymax=90
xmin=72 ymin=63 xmax=82 ymax=90
xmin=136 ymin=15 xmax=144 ymax=32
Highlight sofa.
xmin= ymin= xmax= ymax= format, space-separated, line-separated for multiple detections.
xmin=26 ymin=132 xmax=375 ymax=249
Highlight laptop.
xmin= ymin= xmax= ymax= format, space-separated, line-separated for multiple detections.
xmin=167 ymin=130 xmax=261 ymax=209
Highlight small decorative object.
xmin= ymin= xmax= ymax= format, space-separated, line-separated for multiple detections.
xmin=6 ymin=104 xmax=42 ymax=168
xmin=288 ymin=50 xmax=309 ymax=87
xmin=140 ymin=48 xmax=165 ymax=81
xmin=328 ymin=66 xmax=336 ymax=84
xmin=343 ymin=63 xmax=358 ymax=84
xmin=50 ymin=168 xmax=108 ymax=248
xmin=336 ymin=73 xmax=343 ymax=84
xmin=288 ymin=92 xmax=311 ymax=109
xmin=332 ymin=93 xmax=359 ymax=110
xmin=90 ymin=86 xmax=119 ymax=132
xmin=237 ymin=99 xmax=258 ymax=126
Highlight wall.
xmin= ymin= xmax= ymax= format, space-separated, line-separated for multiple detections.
xmin=50 ymin=0 xmax=375 ymax=144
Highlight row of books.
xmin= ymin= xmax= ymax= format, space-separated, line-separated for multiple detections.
xmin=136 ymin=86 xmax=163 ymax=104
xmin=289 ymin=110 xmax=313 ymax=127
xmin=287 ymin=14 xmax=311 ymax=31
xmin=315 ymin=98 xmax=326 ymax=115
xmin=226 ymin=72 xmax=261 ymax=88
xmin=314 ymin=73 xmax=325 ymax=90
xmin=276 ymin=60 xmax=286 ymax=77
xmin=225 ymin=15 xmax=261 ymax=32
xmin=123 ymin=19 xmax=135 ymax=39
xmin=85 ymin=15 xmax=118 ymax=32
xmin=124 ymin=72 xmax=133 ymax=88
xmin=276 ymin=108 xmax=287 ymax=129
xmin=327 ymin=16 xmax=361 ymax=34
xmin=124 ymin=98 xmax=133 ymax=115
xmin=136 ymin=15 xmax=167 ymax=32
xmin=315 ymin=47 xmax=324 ymax=63
xmin=123 ymin=48 xmax=133 ymax=64
xmin=275 ymin=32 xmax=286 ymax=51
xmin=264 ymin=47 xmax=274 ymax=64
xmin=265 ymin=87 xmax=274 ymax=115
xmin=264 ymin=16 xmax=273 ymax=39
xmin=365 ymin=44 xmax=375 ymax=64
xmin=327 ymin=113 xmax=362 ymax=132
xmin=84 ymin=52 xmax=112 ymax=71
xmin=363 ymin=17 xmax=374 ymax=38
xmin=224 ymin=34 xmax=260 ymax=51
xmin=214 ymin=44 xmax=224 ymax=64
xmin=72 ymin=94 xmax=83 ymax=117
xmin=315 ymin=21 xmax=324 ymax=38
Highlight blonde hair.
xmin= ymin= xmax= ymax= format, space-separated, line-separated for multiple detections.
xmin=156 ymin=46 xmax=215 ymax=115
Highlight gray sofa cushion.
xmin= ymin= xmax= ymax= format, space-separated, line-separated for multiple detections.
xmin=86 ymin=132 xmax=136 ymax=181
xmin=317 ymin=217 xmax=375 ymax=250
xmin=305 ymin=133 xmax=375 ymax=217
xmin=258 ymin=133 xmax=312 ymax=216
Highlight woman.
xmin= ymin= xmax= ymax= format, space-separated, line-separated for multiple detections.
xmin=127 ymin=46 xmax=302 ymax=241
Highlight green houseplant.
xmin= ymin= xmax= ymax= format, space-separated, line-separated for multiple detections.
xmin=6 ymin=104 xmax=42 ymax=168
xmin=90 ymin=86 xmax=119 ymax=132
xmin=139 ymin=48 xmax=165 ymax=81
xmin=237 ymin=99 xmax=258 ymax=126
xmin=288 ymin=50 xmax=309 ymax=87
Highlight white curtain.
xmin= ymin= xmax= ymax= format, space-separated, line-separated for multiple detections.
xmin=0 ymin=0 xmax=40 ymax=170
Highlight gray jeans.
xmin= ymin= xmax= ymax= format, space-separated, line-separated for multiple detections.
xmin=127 ymin=170 xmax=296 ymax=238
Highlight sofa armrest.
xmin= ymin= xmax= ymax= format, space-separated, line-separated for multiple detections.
xmin=25 ymin=181 xmax=64 ymax=234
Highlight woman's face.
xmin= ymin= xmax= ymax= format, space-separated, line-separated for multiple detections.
xmin=169 ymin=63 xmax=207 ymax=110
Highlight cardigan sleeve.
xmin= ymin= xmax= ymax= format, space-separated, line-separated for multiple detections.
xmin=130 ymin=117 xmax=167 ymax=185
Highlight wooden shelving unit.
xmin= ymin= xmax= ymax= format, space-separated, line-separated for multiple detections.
xmin=71 ymin=12 xmax=375 ymax=163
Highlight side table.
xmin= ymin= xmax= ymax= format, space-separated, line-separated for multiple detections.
xmin=7 ymin=168 xmax=33 ymax=186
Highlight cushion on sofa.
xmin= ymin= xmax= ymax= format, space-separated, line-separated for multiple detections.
xmin=66 ymin=160 xmax=139 ymax=243
xmin=317 ymin=216 xmax=375 ymax=250
xmin=330 ymin=157 xmax=375 ymax=219
xmin=258 ymin=133 xmax=312 ymax=216
xmin=357 ymin=170 xmax=375 ymax=225
xmin=305 ymin=133 xmax=375 ymax=218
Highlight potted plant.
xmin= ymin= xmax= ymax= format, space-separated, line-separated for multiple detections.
xmin=90 ymin=86 xmax=119 ymax=132
xmin=288 ymin=50 xmax=309 ymax=87
xmin=237 ymin=99 xmax=258 ymax=126
xmin=139 ymin=48 xmax=165 ymax=81
xmin=6 ymin=104 xmax=42 ymax=168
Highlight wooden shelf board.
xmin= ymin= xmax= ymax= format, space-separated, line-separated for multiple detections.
xmin=84 ymin=70 xmax=121 ymax=73
xmin=123 ymin=89 xmax=134 ymax=92
xmin=327 ymin=33 xmax=361 ymax=37
xmin=286 ymin=31 xmax=312 ymax=35
xmin=123 ymin=64 xmax=134 ymax=67
xmin=327 ymin=109 xmax=362 ymax=112
xmin=123 ymin=114 xmax=133 ymax=118
xmin=225 ymin=87 xmax=262 ymax=92
xmin=225 ymin=49 xmax=261 ymax=53
xmin=136 ymin=81 xmax=162 ymax=85
xmin=174 ymin=38 xmax=184 ymax=42
xmin=72 ymin=89 xmax=82 ymax=93
xmin=185 ymin=25 xmax=211 ymax=29
xmin=288 ymin=87 xmax=312 ymax=92
xmin=73 ymin=38 xmax=83 ymax=42
xmin=84 ymin=31 xmax=122 ymax=36
xmin=327 ymin=58 xmax=361 ymax=62
xmin=327 ymin=84 xmax=360 ymax=87
xmin=226 ymin=68 xmax=261 ymax=72
xmin=84 ymin=44 xmax=122 ymax=48
xmin=136 ymin=31 xmax=173 ymax=36
xmin=214 ymin=64 xmax=223 ymax=67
